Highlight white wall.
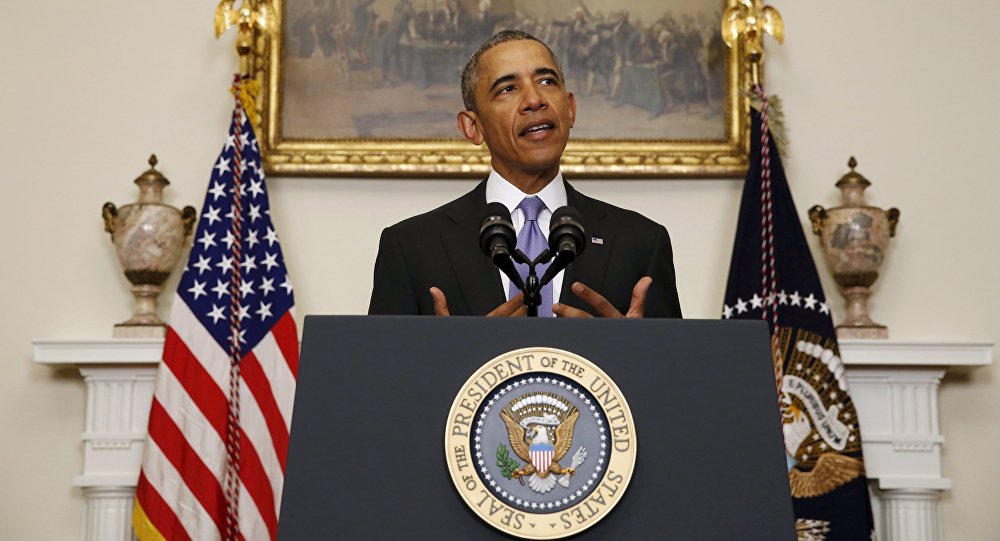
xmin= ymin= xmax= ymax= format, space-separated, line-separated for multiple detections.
xmin=2 ymin=1 xmax=997 ymax=539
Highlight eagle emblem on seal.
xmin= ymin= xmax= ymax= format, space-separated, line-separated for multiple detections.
xmin=499 ymin=392 xmax=588 ymax=494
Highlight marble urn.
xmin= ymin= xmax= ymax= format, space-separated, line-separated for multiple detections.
xmin=102 ymin=155 xmax=196 ymax=337
xmin=808 ymin=157 xmax=900 ymax=339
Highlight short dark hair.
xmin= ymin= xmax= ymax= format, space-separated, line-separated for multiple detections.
xmin=460 ymin=30 xmax=565 ymax=112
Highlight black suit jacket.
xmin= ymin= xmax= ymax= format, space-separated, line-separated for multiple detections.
xmin=368 ymin=180 xmax=682 ymax=317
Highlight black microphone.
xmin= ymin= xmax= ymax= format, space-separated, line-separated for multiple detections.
xmin=479 ymin=202 xmax=525 ymax=291
xmin=540 ymin=206 xmax=586 ymax=286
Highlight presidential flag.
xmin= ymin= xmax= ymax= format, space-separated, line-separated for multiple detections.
xmin=133 ymin=78 xmax=299 ymax=541
xmin=722 ymin=99 xmax=876 ymax=541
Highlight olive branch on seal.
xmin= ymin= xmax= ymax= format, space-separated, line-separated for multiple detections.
xmin=496 ymin=444 xmax=520 ymax=480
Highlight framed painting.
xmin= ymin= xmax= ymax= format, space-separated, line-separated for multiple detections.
xmin=260 ymin=0 xmax=750 ymax=177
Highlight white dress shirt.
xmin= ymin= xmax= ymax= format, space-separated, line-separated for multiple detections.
xmin=485 ymin=169 xmax=568 ymax=305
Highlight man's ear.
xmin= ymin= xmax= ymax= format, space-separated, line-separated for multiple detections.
xmin=566 ymin=91 xmax=576 ymax=129
xmin=457 ymin=110 xmax=484 ymax=146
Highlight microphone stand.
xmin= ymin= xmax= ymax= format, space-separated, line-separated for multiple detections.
xmin=513 ymin=248 xmax=551 ymax=317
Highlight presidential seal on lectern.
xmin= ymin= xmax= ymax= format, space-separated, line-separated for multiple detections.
xmin=445 ymin=347 xmax=637 ymax=539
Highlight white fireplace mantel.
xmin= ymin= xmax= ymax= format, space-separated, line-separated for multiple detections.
xmin=33 ymin=338 xmax=993 ymax=541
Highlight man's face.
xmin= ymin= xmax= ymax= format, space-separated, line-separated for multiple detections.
xmin=458 ymin=40 xmax=576 ymax=187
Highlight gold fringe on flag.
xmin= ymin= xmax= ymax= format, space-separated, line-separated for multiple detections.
xmin=231 ymin=77 xmax=263 ymax=136
xmin=131 ymin=500 xmax=167 ymax=541
xmin=749 ymin=93 xmax=789 ymax=160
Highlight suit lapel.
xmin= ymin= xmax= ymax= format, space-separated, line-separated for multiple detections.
xmin=561 ymin=182 xmax=614 ymax=304
xmin=441 ymin=181 xmax=506 ymax=315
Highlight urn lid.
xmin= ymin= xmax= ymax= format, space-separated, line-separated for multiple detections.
xmin=835 ymin=156 xmax=871 ymax=190
xmin=133 ymin=154 xmax=170 ymax=204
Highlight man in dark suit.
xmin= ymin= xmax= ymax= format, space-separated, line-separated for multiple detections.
xmin=369 ymin=30 xmax=682 ymax=318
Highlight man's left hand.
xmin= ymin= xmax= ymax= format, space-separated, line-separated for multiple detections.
xmin=551 ymin=276 xmax=652 ymax=318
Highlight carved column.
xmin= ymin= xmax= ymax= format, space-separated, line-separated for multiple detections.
xmin=34 ymin=339 xmax=162 ymax=541
xmin=82 ymin=486 xmax=141 ymax=541
xmin=877 ymin=490 xmax=942 ymax=541
xmin=840 ymin=340 xmax=993 ymax=541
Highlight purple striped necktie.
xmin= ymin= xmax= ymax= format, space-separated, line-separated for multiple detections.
xmin=509 ymin=197 xmax=553 ymax=317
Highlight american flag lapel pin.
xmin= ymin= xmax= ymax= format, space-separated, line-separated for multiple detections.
xmin=591 ymin=236 xmax=604 ymax=245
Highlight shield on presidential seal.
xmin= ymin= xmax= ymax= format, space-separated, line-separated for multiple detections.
xmin=529 ymin=442 xmax=554 ymax=473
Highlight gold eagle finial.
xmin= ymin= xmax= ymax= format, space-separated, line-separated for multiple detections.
xmin=721 ymin=0 xmax=784 ymax=87
xmin=214 ymin=0 xmax=277 ymax=77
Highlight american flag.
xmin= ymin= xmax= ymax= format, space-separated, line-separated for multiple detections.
xmin=133 ymin=81 xmax=298 ymax=541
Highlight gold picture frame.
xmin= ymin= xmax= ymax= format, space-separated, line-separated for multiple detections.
xmin=260 ymin=0 xmax=749 ymax=178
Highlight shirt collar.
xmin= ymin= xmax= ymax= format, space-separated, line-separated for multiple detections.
xmin=485 ymin=169 xmax=567 ymax=214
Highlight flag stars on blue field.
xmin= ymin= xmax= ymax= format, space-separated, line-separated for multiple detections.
xmin=193 ymin=255 xmax=212 ymax=274
xmin=216 ymin=256 xmax=234 ymax=273
xmin=188 ymin=280 xmax=207 ymax=300
xmin=214 ymin=157 xmax=230 ymax=177
xmin=207 ymin=304 xmax=224 ymax=323
xmin=261 ymin=253 xmax=278 ymax=271
xmin=239 ymin=280 xmax=255 ymax=298
xmin=256 ymin=302 xmax=272 ymax=321
xmin=723 ymin=289 xmax=830 ymax=319
xmin=177 ymin=111 xmax=294 ymax=352
xmin=241 ymin=255 xmax=257 ymax=272
xmin=260 ymin=277 xmax=275 ymax=295
xmin=246 ymin=229 xmax=260 ymax=249
xmin=209 ymin=181 xmax=227 ymax=200
xmin=204 ymin=206 xmax=222 ymax=225
xmin=198 ymin=231 xmax=217 ymax=250
xmin=211 ymin=280 xmax=228 ymax=298
xmin=247 ymin=179 xmax=264 ymax=198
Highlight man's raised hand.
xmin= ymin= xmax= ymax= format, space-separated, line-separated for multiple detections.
xmin=429 ymin=287 xmax=526 ymax=317
xmin=551 ymin=276 xmax=652 ymax=318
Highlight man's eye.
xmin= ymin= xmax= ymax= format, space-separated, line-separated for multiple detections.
xmin=498 ymin=85 xmax=515 ymax=94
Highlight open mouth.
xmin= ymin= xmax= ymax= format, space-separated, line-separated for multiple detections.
xmin=519 ymin=122 xmax=554 ymax=136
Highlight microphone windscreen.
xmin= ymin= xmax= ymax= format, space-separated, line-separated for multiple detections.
xmin=482 ymin=202 xmax=512 ymax=224
xmin=550 ymin=206 xmax=584 ymax=229
xmin=549 ymin=206 xmax=586 ymax=256
xmin=479 ymin=202 xmax=516 ymax=257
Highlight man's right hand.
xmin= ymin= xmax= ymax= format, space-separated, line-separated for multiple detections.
xmin=429 ymin=287 xmax=526 ymax=317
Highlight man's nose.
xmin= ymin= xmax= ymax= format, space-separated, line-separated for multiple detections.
xmin=521 ymin=85 xmax=547 ymax=112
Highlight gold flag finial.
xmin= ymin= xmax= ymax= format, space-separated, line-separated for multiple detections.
xmin=721 ymin=0 xmax=784 ymax=87
xmin=214 ymin=0 xmax=277 ymax=78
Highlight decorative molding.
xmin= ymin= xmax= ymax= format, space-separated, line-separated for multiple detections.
xmin=33 ymin=339 xmax=164 ymax=365
xmin=890 ymin=441 xmax=936 ymax=453
xmin=35 ymin=338 xmax=992 ymax=541
xmin=839 ymin=339 xmax=993 ymax=369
